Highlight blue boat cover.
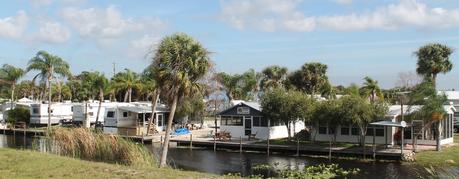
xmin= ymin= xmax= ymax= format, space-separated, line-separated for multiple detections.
xmin=173 ymin=128 xmax=190 ymax=135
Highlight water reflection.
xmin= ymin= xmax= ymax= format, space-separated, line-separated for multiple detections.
xmin=1 ymin=134 xmax=457 ymax=178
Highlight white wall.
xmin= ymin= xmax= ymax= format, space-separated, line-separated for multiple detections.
xmin=30 ymin=103 xmax=74 ymax=124
xmin=221 ymin=120 xmax=305 ymax=140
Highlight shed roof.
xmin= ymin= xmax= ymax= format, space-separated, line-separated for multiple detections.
xmin=370 ymin=120 xmax=409 ymax=127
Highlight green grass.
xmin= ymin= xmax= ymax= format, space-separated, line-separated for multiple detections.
xmin=415 ymin=134 xmax=459 ymax=167
xmin=0 ymin=148 xmax=224 ymax=179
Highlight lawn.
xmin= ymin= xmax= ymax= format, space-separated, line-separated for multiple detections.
xmin=415 ymin=134 xmax=459 ymax=167
xmin=0 ymin=148 xmax=225 ymax=179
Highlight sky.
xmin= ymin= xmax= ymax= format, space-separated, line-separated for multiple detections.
xmin=0 ymin=0 xmax=459 ymax=90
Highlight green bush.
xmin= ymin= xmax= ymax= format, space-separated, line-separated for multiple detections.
xmin=6 ymin=107 xmax=30 ymax=124
xmin=251 ymin=163 xmax=360 ymax=179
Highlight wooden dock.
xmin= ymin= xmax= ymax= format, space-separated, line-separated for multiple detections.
xmin=1 ymin=128 xmax=46 ymax=136
xmin=170 ymin=138 xmax=407 ymax=160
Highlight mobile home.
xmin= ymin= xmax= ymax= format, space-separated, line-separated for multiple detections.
xmin=218 ymin=101 xmax=305 ymax=140
xmin=72 ymin=101 xmax=131 ymax=126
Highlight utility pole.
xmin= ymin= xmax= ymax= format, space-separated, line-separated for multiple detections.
xmin=112 ymin=62 xmax=117 ymax=77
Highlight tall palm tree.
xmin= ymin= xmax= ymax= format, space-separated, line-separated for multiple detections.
xmin=27 ymin=50 xmax=71 ymax=128
xmin=216 ymin=72 xmax=242 ymax=101
xmin=260 ymin=65 xmax=288 ymax=90
xmin=142 ymin=65 xmax=160 ymax=135
xmin=0 ymin=64 xmax=25 ymax=109
xmin=415 ymin=43 xmax=454 ymax=89
xmin=153 ymin=33 xmax=212 ymax=168
xmin=361 ymin=76 xmax=382 ymax=103
xmin=112 ymin=69 xmax=141 ymax=102
xmin=93 ymin=72 xmax=108 ymax=130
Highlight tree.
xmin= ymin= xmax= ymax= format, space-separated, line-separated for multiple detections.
xmin=261 ymin=88 xmax=313 ymax=140
xmin=312 ymin=99 xmax=344 ymax=158
xmin=27 ymin=50 xmax=71 ymax=128
xmin=216 ymin=72 xmax=243 ymax=101
xmin=142 ymin=65 xmax=160 ymax=136
xmin=361 ymin=76 xmax=383 ymax=102
xmin=260 ymin=65 xmax=288 ymax=90
xmin=415 ymin=43 xmax=454 ymax=88
xmin=152 ymin=33 xmax=212 ymax=168
xmin=93 ymin=72 xmax=109 ymax=130
xmin=0 ymin=64 xmax=25 ymax=110
xmin=288 ymin=62 xmax=329 ymax=96
xmin=112 ymin=69 xmax=141 ymax=102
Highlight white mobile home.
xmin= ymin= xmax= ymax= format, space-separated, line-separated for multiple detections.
xmin=218 ymin=101 xmax=305 ymax=140
xmin=103 ymin=103 xmax=169 ymax=135
xmin=30 ymin=102 xmax=75 ymax=125
xmin=313 ymin=104 xmax=456 ymax=146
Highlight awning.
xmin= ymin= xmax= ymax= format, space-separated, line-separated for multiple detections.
xmin=370 ymin=120 xmax=409 ymax=128
xmin=119 ymin=105 xmax=169 ymax=113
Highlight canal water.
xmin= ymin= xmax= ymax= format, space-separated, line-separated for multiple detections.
xmin=1 ymin=134 xmax=457 ymax=178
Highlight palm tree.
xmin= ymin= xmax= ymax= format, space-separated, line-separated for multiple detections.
xmin=361 ymin=76 xmax=382 ymax=103
xmin=152 ymin=33 xmax=212 ymax=168
xmin=27 ymin=50 xmax=71 ymax=128
xmin=216 ymin=72 xmax=242 ymax=101
xmin=92 ymin=72 xmax=108 ymax=130
xmin=290 ymin=62 xmax=328 ymax=95
xmin=112 ymin=69 xmax=141 ymax=102
xmin=0 ymin=64 xmax=25 ymax=109
xmin=142 ymin=65 xmax=160 ymax=136
xmin=415 ymin=43 xmax=454 ymax=89
xmin=261 ymin=65 xmax=288 ymax=90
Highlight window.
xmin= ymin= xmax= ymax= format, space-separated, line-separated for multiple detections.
xmin=319 ymin=124 xmax=327 ymax=134
xmin=328 ymin=127 xmax=335 ymax=134
xmin=89 ymin=112 xmax=94 ymax=116
xmin=375 ymin=128 xmax=385 ymax=137
xmin=71 ymin=107 xmax=73 ymax=112
xmin=366 ymin=128 xmax=374 ymax=136
xmin=227 ymin=116 xmax=243 ymax=126
xmin=351 ymin=126 xmax=359 ymax=136
xmin=107 ymin=111 xmax=115 ymax=118
xmin=253 ymin=117 xmax=260 ymax=126
xmin=260 ymin=118 xmax=268 ymax=127
xmin=32 ymin=108 xmax=39 ymax=114
xmin=123 ymin=112 xmax=128 ymax=117
xmin=341 ymin=127 xmax=349 ymax=135
xmin=158 ymin=115 xmax=164 ymax=126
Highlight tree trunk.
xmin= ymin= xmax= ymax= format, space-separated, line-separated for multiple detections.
xmin=159 ymin=93 xmax=179 ymax=168
xmin=432 ymin=73 xmax=437 ymax=89
xmin=286 ymin=123 xmax=291 ymax=140
xmin=95 ymin=88 xmax=103 ymax=131
xmin=128 ymin=88 xmax=132 ymax=103
xmin=436 ymin=121 xmax=441 ymax=151
xmin=123 ymin=90 xmax=129 ymax=102
xmin=11 ymin=83 xmax=15 ymax=110
xmin=147 ymin=91 xmax=160 ymax=135
xmin=48 ymin=76 xmax=52 ymax=129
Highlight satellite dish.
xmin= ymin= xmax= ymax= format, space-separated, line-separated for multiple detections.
xmin=400 ymin=121 xmax=407 ymax=128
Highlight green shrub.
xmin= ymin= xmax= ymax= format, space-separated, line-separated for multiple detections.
xmin=6 ymin=107 xmax=30 ymax=124
xmin=251 ymin=163 xmax=360 ymax=179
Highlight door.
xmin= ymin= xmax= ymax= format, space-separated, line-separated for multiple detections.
xmin=244 ymin=116 xmax=252 ymax=136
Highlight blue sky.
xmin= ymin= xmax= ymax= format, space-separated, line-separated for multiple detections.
xmin=0 ymin=0 xmax=459 ymax=89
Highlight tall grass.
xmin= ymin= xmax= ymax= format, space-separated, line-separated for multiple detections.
xmin=47 ymin=128 xmax=155 ymax=167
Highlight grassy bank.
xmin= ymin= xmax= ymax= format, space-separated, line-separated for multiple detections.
xmin=0 ymin=148 xmax=220 ymax=178
xmin=415 ymin=134 xmax=459 ymax=166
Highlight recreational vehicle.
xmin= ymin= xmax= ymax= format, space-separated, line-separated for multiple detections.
xmin=72 ymin=101 xmax=131 ymax=126
xmin=103 ymin=103 xmax=169 ymax=135
xmin=29 ymin=102 xmax=75 ymax=125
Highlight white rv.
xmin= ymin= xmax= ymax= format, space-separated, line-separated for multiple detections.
xmin=103 ymin=102 xmax=169 ymax=135
xmin=30 ymin=101 xmax=75 ymax=125
xmin=72 ymin=101 xmax=131 ymax=126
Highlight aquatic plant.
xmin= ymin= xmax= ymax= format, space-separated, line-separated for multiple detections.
xmin=47 ymin=127 xmax=155 ymax=166
xmin=251 ymin=163 xmax=360 ymax=179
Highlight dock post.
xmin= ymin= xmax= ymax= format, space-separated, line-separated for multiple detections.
xmin=296 ymin=138 xmax=300 ymax=157
xmin=141 ymin=132 xmax=144 ymax=144
xmin=190 ymin=134 xmax=193 ymax=149
xmin=239 ymin=136 xmax=242 ymax=153
xmin=373 ymin=127 xmax=376 ymax=160
xmin=160 ymin=135 xmax=163 ymax=148
xmin=401 ymin=128 xmax=404 ymax=156
xmin=213 ymin=136 xmax=216 ymax=152
xmin=267 ymin=137 xmax=270 ymax=156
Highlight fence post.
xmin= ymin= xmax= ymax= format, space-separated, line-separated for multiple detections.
xmin=240 ymin=136 xmax=242 ymax=153
xmin=213 ymin=135 xmax=216 ymax=152
xmin=190 ymin=134 xmax=193 ymax=149
xmin=267 ymin=137 xmax=270 ymax=156
xmin=296 ymin=137 xmax=300 ymax=156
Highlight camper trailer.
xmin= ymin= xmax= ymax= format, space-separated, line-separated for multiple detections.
xmin=30 ymin=102 xmax=75 ymax=125
xmin=72 ymin=101 xmax=131 ymax=126
xmin=103 ymin=103 xmax=169 ymax=135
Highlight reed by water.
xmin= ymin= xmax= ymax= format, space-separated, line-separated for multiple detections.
xmin=46 ymin=128 xmax=155 ymax=167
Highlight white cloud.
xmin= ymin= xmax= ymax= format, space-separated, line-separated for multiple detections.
xmin=130 ymin=34 xmax=160 ymax=50
xmin=61 ymin=6 xmax=166 ymax=41
xmin=35 ymin=21 xmax=70 ymax=43
xmin=30 ymin=0 xmax=52 ymax=7
xmin=0 ymin=11 xmax=28 ymax=39
xmin=220 ymin=0 xmax=459 ymax=32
